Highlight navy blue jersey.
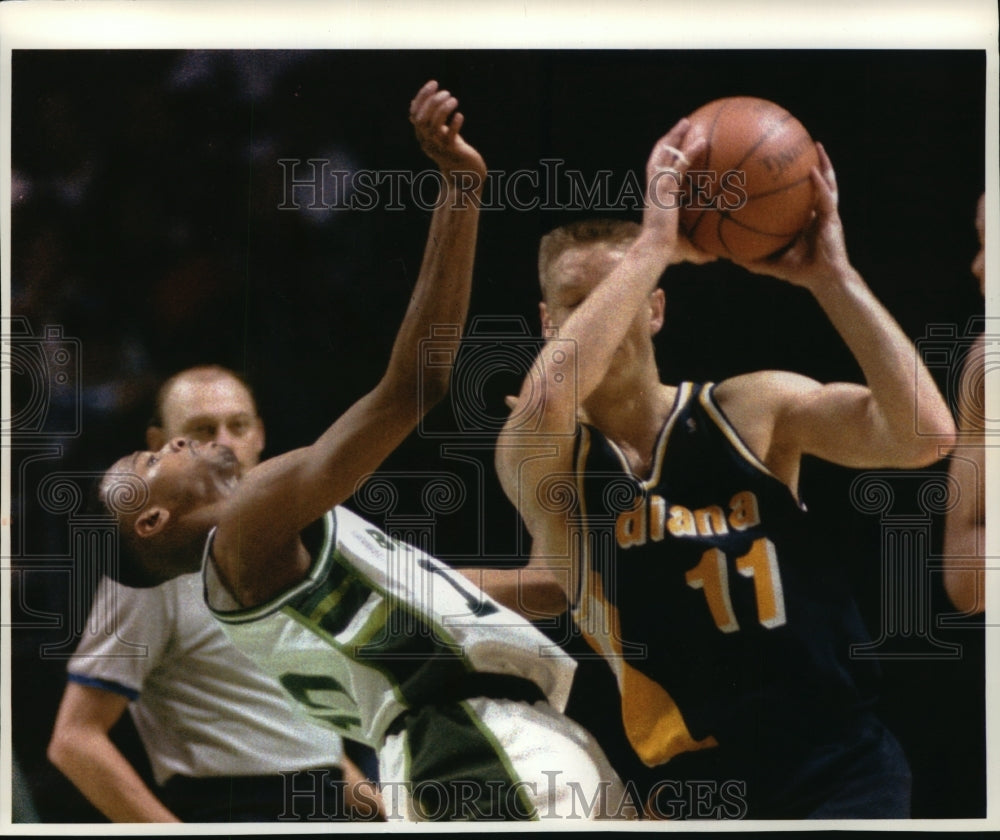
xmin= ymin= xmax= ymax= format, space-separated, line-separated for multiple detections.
xmin=570 ymin=381 xmax=883 ymax=775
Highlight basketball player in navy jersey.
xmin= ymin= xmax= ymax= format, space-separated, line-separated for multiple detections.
xmin=496 ymin=120 xmax=957 ymax=818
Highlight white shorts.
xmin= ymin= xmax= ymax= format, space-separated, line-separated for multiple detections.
xmin=378 ymin=696 xmax=632 ymax=821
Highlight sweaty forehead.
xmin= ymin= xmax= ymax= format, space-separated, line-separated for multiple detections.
xmin=163 ymin=376 xmax=254 ymax=428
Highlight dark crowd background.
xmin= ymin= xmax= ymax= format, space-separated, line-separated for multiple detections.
xmin=7 ymin=49 xmax=987 ymax=822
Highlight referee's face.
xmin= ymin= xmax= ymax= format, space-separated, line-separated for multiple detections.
xmin=156 ymin=373 xmax=265 ymax=475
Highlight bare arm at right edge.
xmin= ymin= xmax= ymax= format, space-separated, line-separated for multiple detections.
xmin=943 ymin=333 xmax=987 ymax=613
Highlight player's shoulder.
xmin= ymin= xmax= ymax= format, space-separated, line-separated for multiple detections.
xmin=713 ymin=370 xmax=822 ymax=408
xmin=710 ymin=371 xmax=825 ymax=446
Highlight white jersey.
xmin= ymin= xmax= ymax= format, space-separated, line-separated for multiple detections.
xmin=68 ymin=573 xmax=345 ymax=787
xmin=203 ymin=505 xmax=576 ymax=748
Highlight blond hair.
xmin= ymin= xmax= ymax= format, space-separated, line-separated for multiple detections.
xmin=538 ymin=219 xmax=641 ymax=299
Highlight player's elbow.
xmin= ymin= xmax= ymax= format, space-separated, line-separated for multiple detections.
xmin=47 ymin=725 xmax=76 ymax=773
xmin=907 ymin=430 xmax=955 ymax=467
xmin=939 ymin=426 xmax=959 ymax=459
xmin=499 ymin=380 xmax=575 ymax=443
xmin=913 ymin=400 xmax=958 ymax=463
xmin=927 ymin=413 xmax=958 ymax=460
xmin=944 ymin=567 xmax=985 ymax=615
xmin=890 ymin=416 xmax=956 ymax=468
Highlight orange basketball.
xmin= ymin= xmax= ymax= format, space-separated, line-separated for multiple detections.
xmin=680 ymin=96 xmax=819 ymax=261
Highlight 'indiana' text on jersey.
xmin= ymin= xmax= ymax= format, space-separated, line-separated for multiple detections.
xmin=571 ymin=382 xmax=881 ymax=770
xmin=616 ymin=488 xmax=765 ymax=547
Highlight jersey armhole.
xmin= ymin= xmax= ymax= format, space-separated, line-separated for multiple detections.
xmin=205 ymin=510 xmax=338 ymax=624
xmin=700 ymin=384 xmax=807 ymax=510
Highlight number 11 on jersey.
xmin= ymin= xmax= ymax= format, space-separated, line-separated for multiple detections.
xmin=685 ymin=537 xmax=787 ymax=633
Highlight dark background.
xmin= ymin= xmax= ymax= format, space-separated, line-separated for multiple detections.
xmin=8 ymin=49 xmax=987 ymax=821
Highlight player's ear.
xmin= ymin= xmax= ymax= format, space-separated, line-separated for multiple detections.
xmin=135 ymin=506 xmax=171 ymax=539
xmin=649 ymin=288 xmax=665 ymax=336
xmin=539 ymin=302 xmax=551 ymax=334
xmin=146 ymin=426 xmax=166 ymax=451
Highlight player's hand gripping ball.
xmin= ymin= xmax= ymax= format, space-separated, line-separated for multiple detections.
xmin=680 ymin=96 xmax=819 ymax=261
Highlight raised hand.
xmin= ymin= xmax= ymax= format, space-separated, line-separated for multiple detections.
xmin=409 ymin=80 xmax=487 ymax=180
xmin=734 ymin=143 xmax=852 ymax=288
xmin=642 ymin=118 xmax=712 ymax=264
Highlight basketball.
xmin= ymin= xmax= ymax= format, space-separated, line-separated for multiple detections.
xmin=680 ymin=96 xmax=819 ymax=261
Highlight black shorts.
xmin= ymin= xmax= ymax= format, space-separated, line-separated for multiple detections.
xmin=160 ymin=766 xmax=348 ymax=822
